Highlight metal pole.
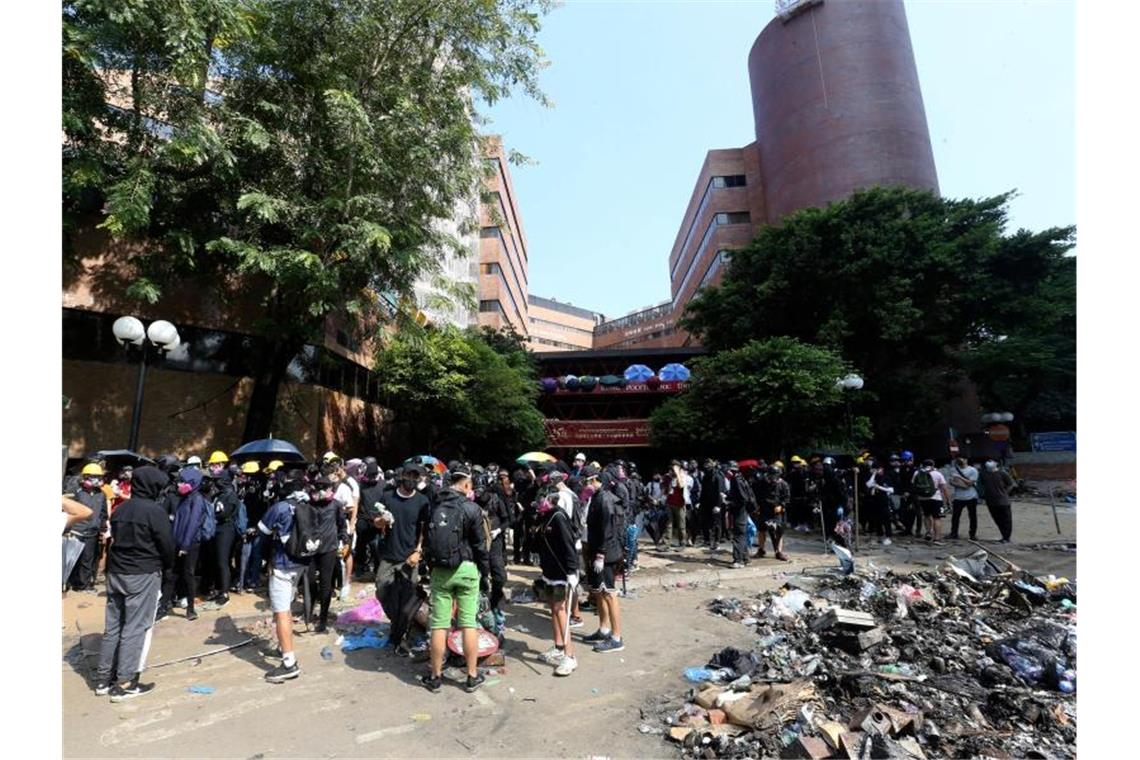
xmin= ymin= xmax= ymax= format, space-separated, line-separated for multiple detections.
xmin=1049 ymin=486 xmax=1062 ymax=535
xmin=127 ymin=344 xmax=149 ymax=451
xmin=852 ymin=468 xmax=860 ymax=552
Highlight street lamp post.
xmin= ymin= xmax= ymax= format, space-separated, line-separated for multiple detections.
xmin=835 ymin=373 xmax=864 ymax=443
xmin=112 ymin=316 xmax=181 ymax=451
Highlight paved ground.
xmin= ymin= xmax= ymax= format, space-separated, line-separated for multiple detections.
xmin=62 ymin=498 xmax=1074 ymax=758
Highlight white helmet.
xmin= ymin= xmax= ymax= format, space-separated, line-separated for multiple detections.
xmin=574 ymin=452 xmax=586 ymax=462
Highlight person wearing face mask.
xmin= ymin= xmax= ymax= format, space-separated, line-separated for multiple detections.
xmin=335 ymin=458 xmax=363 ymax=600
xmin=372 ymin=464 xmax=431 ymax=653
xmin=200 ymin=466 xmax=242 ymax=608
xmin=753 ymin=466 xmax=791 ymax=561
xmin=306 ymin=468 xmax=348 ymax=633
xmin=352 ymin=459 xmax=383 ymax=581
xmin=475 ymin=471 xmax=512 ymax=627
xmin=979 ymin=460 xmax=1015 ymax=543
xmin=111 ymin=466 xmax=134 ymax=513
xmin=172 ymin=468 xmax=210 ymax=621
xmin=152 ymin=455 xmax=182 ymax=619
xmin=65 ymin=463 xmax=111 ymax=592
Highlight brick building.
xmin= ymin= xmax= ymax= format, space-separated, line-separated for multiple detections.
xmin=526 ymin=295 xmax=603 ymax=352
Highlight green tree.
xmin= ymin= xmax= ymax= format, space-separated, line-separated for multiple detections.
xmin=63 ymin=0 xmax=553 ymax=440
xmin=375 ymin=326 xmax=544 ymax=462
xmin=649 ymin=337 xmax=861 ymax=456
xmin=682 ymin=187 xmax=1075 ymax=443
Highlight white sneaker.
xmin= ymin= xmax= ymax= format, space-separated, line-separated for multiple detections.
xmin=554 ymin=656 xmax=578 ymax=677
xmin=539 ymin=647 xmax=565 ymax=666
xmin=882 ymin=538 xmax=892 ymax=546
xmin=339 ymin=586 xmax=351 ymax=602
xmin=175 ymin=597 xmax=188 ymax=609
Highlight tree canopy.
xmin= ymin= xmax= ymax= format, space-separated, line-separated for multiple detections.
xmin=681 ymin=187 xmax=1075 ymax=445
xmin=374 ymin=326 xmax=545 ymax=463
xmin=63 ymin=0 xmax=553 ymax=439
xmin=649 ymin=337 xmax=863 ymax=457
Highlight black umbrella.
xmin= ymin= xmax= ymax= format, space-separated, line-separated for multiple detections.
xmin=91 ymin=449 xmax=156 ymax=471
xmin=230 ymin=438 xmax=306 ymax=463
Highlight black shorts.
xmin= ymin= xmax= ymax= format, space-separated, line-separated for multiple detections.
xmin=587 ymin=562 xmax=619 ymax=594
xmin=920 ymin=499 xmax=942 ymax=518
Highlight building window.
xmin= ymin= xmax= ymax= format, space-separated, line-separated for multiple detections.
xmin=712 ymin=175 xmax=747 ymax=189
xmin=720 ymin=211 xmax=751 ymax=224
xmin=480 ymin=263 xmax=501 ymax=275
xmin=675 ymin=214 xmax=749 ymax=299
xmin=480 ymin=226 xmax=500 ymax=239
xmin=479 ymin=300 xmax=504 ymax=315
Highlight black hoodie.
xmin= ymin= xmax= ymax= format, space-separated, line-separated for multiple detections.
xmin=212 ymin=470 xmax=242 ymax=526
xmin=107 ymin=466 xmax=176 ymax=576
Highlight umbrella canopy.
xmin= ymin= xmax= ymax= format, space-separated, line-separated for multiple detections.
xmin=516 ymin=451 xmax=556 ymax=464
xmin=737 ymin=459 xmax=762 ymax=472
xmin=91 ymin=449 xmax=156 ymax=470
xmin=230 ymin=438 xmax=305 ymax=463
xmin=578 ymin=375 xmax=598 ymax=391
xmin=563 ymin=374 xmax=580 ymax=390
xmin=540 ymin=377 xmax=559 ymax=393
xmin=599 ymin=374 xmax=623 ymax=387
xmin=405 ymin=455 xmax=447 ymax=474
xmin=658 ymin=363 xmax=691 ymax=382
xmin=624 ymin=364 xmax=655 ymax=382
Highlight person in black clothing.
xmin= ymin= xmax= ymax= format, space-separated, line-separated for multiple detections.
xmin=818 ymin=458 xmax=851 ymax=548
xmin=581 ymin=470 xmax=625 ymax=654
xmin=307 ymin=469 xmax=348 ymax=633
xmin=511 ymin=467 xmax=538 ymax=564
xmin=352 ymin=460 xmax=385 ymax=581
xmin=151 ymin=455 xmax=181 ymax=619
xmin=896 ymin=453 xmax=919 ymax=536
xmin=371 ymin=464 xmax=431 ymax=653
xmin=94 ymin=466 xmax=175 ymax=702
xmin=475 ymin=472 xmax=511 ymax=624
xmin=725 ymin=463 xmax=756 ymax=568
xmin=698 ymin=460 xmax=727 ymax=551
xmin=754 ymin=466 xmax=791 ymax=561
xmin=535 ymin=491 xmax=580 ymax=676
xmin=66 ymin=463 xmax=110 ymax=592
xmin=206 ymin=469 xmax=241 ymax=607
xmin=785 ymin=457 xmax=810 ymax=532
xmin=865 ymin=462 xmax=895 ymax=546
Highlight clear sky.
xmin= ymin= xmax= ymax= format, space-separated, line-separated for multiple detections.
xmin=485 ymin=0 xmax=1075 ymax=319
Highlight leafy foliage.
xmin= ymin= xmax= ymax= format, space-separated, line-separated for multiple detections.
xmin=682 ymin=187 xmax=1075 ymax=443
xmin=63 ymin=0 xmax=553 ymax=438
xmin=375 ymin=326 xmax=545 ymax=462
xmin=649 ymin=338 xmax=860 ymax=457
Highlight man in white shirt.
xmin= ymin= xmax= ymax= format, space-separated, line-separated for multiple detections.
xmin=328 ymin=454 xmax=361 ymax=600
xmin=912 ymin=459 xmax=952 ymax=544
xmin=947 ymin=456 xmax=980 ymax=541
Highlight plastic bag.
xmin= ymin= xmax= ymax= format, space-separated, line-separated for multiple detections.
xmin=335 ymin=597 xmax=387 ymax=626
xmin=782 ymin=589 xmax=812 ymax=613
xmin=340 ymin=627 xmax=390 ymax=651
xmin=831 ymin=543 xmax=854 ymax=575
xmin=746 ymin=517 xmax=758 ymax=547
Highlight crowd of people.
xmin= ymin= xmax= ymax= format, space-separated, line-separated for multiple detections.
xmin=65 ymin=446 xmax=1018 ymax=702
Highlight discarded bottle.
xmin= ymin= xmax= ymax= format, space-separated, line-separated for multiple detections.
xmin=684 ymin=667 xmax=716 ymax=683
xmin=320 ymin=646 xmax=333 ymax=661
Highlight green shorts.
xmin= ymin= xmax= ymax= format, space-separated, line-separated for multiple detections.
xmin=429 ymin=561 xmax=480 ymax=630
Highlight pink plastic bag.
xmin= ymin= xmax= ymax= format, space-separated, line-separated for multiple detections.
xmin=335 ymin=596 xmax=387 ymax=626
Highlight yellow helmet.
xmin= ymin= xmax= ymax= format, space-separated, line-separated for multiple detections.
xmin=241 ymin=461 xmax=261 ymax=474
xmin=790 ymin=456 xmax=806 ymax=465
xmin=207 ymin=450 xmax=229 ymax=465
xmin=81 ymin=463 xmax=104 ymax=477
xmin=773 ymin=460 xmax=784 ymax=471
xmin=266 ymin=460 xmax=284 ymax=473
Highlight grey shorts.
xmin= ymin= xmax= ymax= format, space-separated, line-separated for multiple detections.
xmin=268 ymin=566 xmax=305 ymax=613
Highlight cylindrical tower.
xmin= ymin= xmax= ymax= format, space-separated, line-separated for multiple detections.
xmin=748 ymin=0 xmax=939 ymax=223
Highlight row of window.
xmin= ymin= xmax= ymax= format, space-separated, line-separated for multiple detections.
xmin=595 ymin=301 xmax=674 ymax=335
xmin=530 ymin=335 xmax=585 ymax=350
xmin=529 ymin=316 xmax=594 ymax=336
xmin=479 ymin=263 xmax=525 ymax=328
xmin=696 ymin=249 xmax=733 ymax=292
xmin=670 ymin=174 xmax=748 ymax=281
xmin=480 ymin=226 xmax=528 ymax=307
xmin=673 ymin=212 xmax=750 ymax=300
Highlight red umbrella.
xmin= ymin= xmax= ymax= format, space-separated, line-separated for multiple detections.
xmin=738 ymin=459 xmax=761 ymax=472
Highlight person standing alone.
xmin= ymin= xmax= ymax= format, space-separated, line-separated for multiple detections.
xmin=947 ymin=456 xmax=980 ymax=541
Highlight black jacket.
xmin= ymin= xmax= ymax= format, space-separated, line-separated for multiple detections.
xmin=477 ymin=488 xmax=512 ymax=535
xmin=726 ymin=473 xmax=756 ymax=513
xmin=312 ymin=497 xmax=349 ymax=554
xmin=586 ymin=488 xmax=623 ymax=563
xmin=106 ymin=466 xmax=176 ymax=576
xmin=699 ymin=469 xmax=727 ymax=509
xmin=430 ymin=488 xmax=490 ymax=577
xmin=212 ymin=471 xmax=241 ymax=526
xmin=538 ymin=508 xmax=579 ymax=581
xmin=69 ymin=487 xmax=108 ymax=537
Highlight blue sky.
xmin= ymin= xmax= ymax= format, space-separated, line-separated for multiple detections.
xmin=484 ymin=0 xmax=1075 ymax=318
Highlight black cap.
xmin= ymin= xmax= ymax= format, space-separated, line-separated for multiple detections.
xmin=450 ymin=463 xmax=472 ymax=480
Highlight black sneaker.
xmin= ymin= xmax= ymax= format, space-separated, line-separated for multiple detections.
xmin=265 ymin=662 xmax=301 ymax=683
xmin=186 ymin=610 xmax=198 ymax=621
xmin=260 ymin=645 xmax=283 ymax=659
xmin=94 ymin=681 xmax=112 ymax=697
xmin=314 ymin=622 xmax=328 ymax=634
xmin=464 ymin=673 xmax=486 ymax=693
xmin=420 ymin=674 xmax=442 ymax=693
xmin=154 ymin=605 xmax=170 ymax=622
xmin=215 ymin=595 xmax=230 ymax=608
xmin=582 ymin=629 xmax=609 ymax=644
xmin=109 ymin=681 xmax=155 ymax=702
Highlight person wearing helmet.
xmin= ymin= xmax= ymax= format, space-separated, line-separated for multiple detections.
xmin=786 ymin=456 xmax=810 ymax=532
xmin=307 ymin=468 xmax=349 ymax=633
xmin=896 ymin=452 xmax=920 ymax=536
xmin=206 ymin=451 xmax=229 ymax=478
xmin=571 ymin=453 xmax=587 ymax=478
xmin=754 ymin=466 xmax=791 ymax=561
xmin=185 ymin=455 xmax=202 ymax=469
xmin=201 ymin=466 xmax=241 ymax=607
xmin=232 ymin=461 xmax=263 ymax=594
xmin=724 ymin=462 xmax=757 ymax=568
xmin=697 ymin=459 xmax=727 ymax=551
xmin=65 ymin=463 xmax=110 ymax=592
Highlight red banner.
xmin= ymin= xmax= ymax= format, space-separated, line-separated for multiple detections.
xmin=549 ymin=381 xmax=688 ymax=395
xmin=544 ymin=419 xmax=652 ymax=448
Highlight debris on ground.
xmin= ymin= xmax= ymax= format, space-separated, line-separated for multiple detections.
xmin=335 ymin=597 xmax=387 ymax=626
xmin=657 ymin=549 xmax=1076 ymax=758
xmin=340 ymin=626 xmax=390 ymax=652
xmin=187 ymin=685 xmax=215 ymax=694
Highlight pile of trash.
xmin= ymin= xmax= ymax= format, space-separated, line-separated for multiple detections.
xmin=657 ymin=550 xmax=1076 ymax=759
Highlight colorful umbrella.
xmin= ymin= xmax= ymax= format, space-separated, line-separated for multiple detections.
xmin=658 ymin=363 xmax=691 ymax=382
xmin=599 ymin=374 xmax=623 ymax=387
xmin=624 ymin=364 xmax=655 ymax=382
xmin=405 ymin=455 xmax=447 ymax=474
xmin=516 ymin=451 xmax=557 ymax=464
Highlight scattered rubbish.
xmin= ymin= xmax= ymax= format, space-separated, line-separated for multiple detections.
xmin=335 ymin=597 xmax=387 ymax=626
xmin=831 ymin=543 xmax=854 ymax=575
xmin=509 ymin=587 xmax=536 ymax=604
xmin=335 ymin=635 xmax=345 ymax=646
xmin=591 ymin=688 xmax=600 ymax=695
xmin=340 ymin=628 xmax=390 ymax=651
xmin=654 ymin=556 xmax=1077 ymax=759
xmin=187 ymin=685 xmax=215 ymax=694
xmin=640 ymin=724 xmax=665 ymax=735
xmin=320 ymin=646 xmax=333 ymax=661
xmin=411 ymin=713 xmax=431 ymax=722
xmin=513 ymin=625 xmax=531 ymax=634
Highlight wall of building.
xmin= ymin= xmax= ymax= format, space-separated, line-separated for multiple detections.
xmin=526 ymin=296 xmax=600 ymax=352
xmin=478 ymin=137 xmax=531 ymax=337
xmin=748 ymin=0 xmax=939 ymax=222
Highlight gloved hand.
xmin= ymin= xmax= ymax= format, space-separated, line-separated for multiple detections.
xmin=592 ymin=555 xmax=604 ymax=575
xmin=491 ymin=528 xmax=502 ymax=540
xmin=712 ymin=507 xmax=721 ymax=515
xmin=837 ymin=507 xmax=845 ymax=518
xmin=566 ymin=573 xmax=579 ymax=589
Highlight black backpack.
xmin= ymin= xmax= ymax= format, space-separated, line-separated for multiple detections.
xmin=913 ymin=470 xmax=937 ymax=499
xmin=285 ymin=500 xmax=322 ymax=560
xmin=425 ymin=501 xmax=464 ymax=569
xmin=735 ymin=476 xmax=757 ymax=511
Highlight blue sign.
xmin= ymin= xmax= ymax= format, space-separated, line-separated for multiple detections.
xmin=1030 ymin=432 xmax=1076 ymax=452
